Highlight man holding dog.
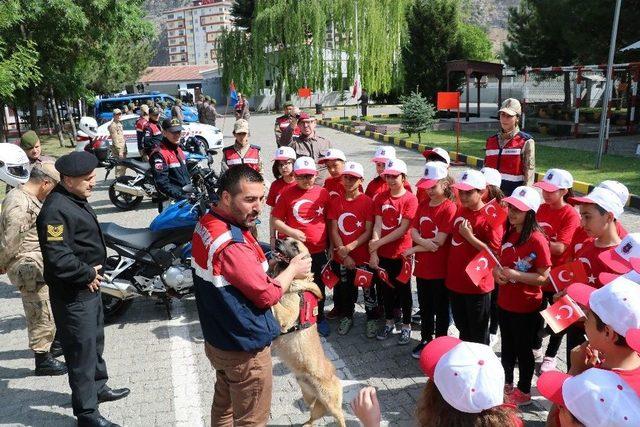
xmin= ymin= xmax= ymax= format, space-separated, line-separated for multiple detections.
xmin=192 ymin=165 xmax=311 ymax=426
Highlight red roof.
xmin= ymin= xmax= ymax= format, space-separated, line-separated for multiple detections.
xmin=138 ymin=66 xmax=212 ymax=83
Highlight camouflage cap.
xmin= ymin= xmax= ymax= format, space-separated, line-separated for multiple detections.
xmin=149 ymin=107 xmax=161 ymax=116
xmin=35 ymin=162 xmax=60 ymax=182
xmin=20 ymin=130 xmax=39 ymax=150
xmin=140 ymin=104 xmax=149 ymax=114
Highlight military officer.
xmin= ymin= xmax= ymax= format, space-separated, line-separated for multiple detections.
xmin=107 ymin=109 xmax=126 ymax=177
xmin=37 ymin=151 xmax=129 ymax=427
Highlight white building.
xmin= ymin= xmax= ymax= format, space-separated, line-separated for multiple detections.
xmin=164 ymin=0 xmax=233 ymax=67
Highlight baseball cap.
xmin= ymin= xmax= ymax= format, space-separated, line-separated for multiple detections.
xmin=233 ymin=119 xmax=249 ymax=134
xmin=480 ymin=167 xmax=502 ymax=188
xmin=318 ymin=148 xmax=346 ymax=163
xmin=140 ymin=104 xmax=149 ymax=114
xmin=419 ymin=336 xmax=504 ymax=414
xmin=570 ymin=187 xmax=624 ymax=219
xmin=371 ymin=146 xmax=396 ymax=163
xmin=382 ymin=159 xmax=407 ymax=176
xmin=537 ymin=368 xmax=640 ymax=427
xmin=422 ymin=147 xmax=451 ymax=165
xmin=534 ymin=168 xmax=574 ymax=192
xmin=273 ymin=146 xmax=296 ymax=161
xmin=36 ymin=162 xmax=60 ymax=183
xmin=452 ymin=169 xmax=486 ymax=191
xmin=162 ymin=117 xmax=184 ymax=132
xmin=298 ymin=112 xmax=314 ymax=121
xmin=598 ymin=233 xmax=640 ymax=274
xmin=598 ymin=180 xmax=630 ymax=206
xmin=149 ymin=107 xmax=161 ymax=116
xmin=600 ymin=269 xmax=640 ymax=286
xmin=503 ymin=186 xmax=542 ymax=213
xmin=342 ymin=161 xmax=364 ymax=178
xmin=417 ymin=161 xmax=448 ymax=189
xmin=113 ymin=108 xmax=122 ymax=115
xmin=293 ymin=156 xmax=317 ymax=175
xmin=499 ymin=98 xmax=522 ymax=116
xmin=567 ymin=276 xmax=640 ymax=337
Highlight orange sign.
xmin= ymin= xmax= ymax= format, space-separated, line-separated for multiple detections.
xmin=298 ymin=87 xmax=312 ymax=98
xmin=437 ymin=92 xmax=460 ymax=110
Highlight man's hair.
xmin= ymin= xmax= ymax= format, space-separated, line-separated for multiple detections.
xmin=593 ymin=310 xmax=629 ymax=348
xmin=217 ymin=165 xmax=264 ymax=197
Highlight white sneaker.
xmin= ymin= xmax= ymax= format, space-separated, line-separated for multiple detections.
xmin=532 ymin=348 xmax=544 ymax=363
xmin=539 ymin=356 xmax=557 ymax=373
xmin=489 ymin=334 xmax=498 ymax=349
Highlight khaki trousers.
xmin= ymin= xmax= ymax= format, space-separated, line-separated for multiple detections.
xmin=205 ymin=342 xmax=273 ymax=427
xmin=20 ymin=283 xmax=56 ymax=353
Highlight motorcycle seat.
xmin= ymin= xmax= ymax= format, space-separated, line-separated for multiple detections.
xmin=101 ymin=222 xmax=171 ymax=251
xmin=121 ymin=159 xmax=150 ymax=171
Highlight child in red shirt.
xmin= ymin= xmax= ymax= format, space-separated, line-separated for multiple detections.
xmin=446 ymin=170 xmax=504 ymax=345
xmin=267 ymin=147 xmax=297 ymax=249
xmin=365 ymin=146 xmax=412 ymax=201
xmin=327 ymin=162 xmax=374 ymax=336
xmin=320 ymin=148 xmax=347 ymax=199
xmin=369 ymin=159 xmax=418 ymax=345
xmin=493 ymin=186 xmax=552 ymax=407
xmin=272 ymin=156 xmax=331 ymax=336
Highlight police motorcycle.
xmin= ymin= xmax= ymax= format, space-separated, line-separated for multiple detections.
xmin=98 ymin=166 xmax=219 ymax=320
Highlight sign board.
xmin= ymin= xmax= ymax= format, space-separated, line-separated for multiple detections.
xmin=437 ymin=92 xmax=460 ymax=110
xmin=298 ymin=87 xmax=312 ymax=98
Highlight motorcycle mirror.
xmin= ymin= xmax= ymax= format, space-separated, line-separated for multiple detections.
xmin=206 ymin=149 xmax=218 ymax=156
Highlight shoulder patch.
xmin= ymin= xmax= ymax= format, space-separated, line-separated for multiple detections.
xmin=47 ymin=224 xmax=64 ymax=241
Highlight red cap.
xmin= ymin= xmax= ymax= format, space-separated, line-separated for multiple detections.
xmin=566 ymin=283 xmax=596 ymax=308
xmin=537 ymin=370 xmax=571 ymax=406
xmin=419 ymin=336 xmax=460 ymax=378
xmin=416 ymin=178 xmax=439 ymax=189
xmin=298 ymin=112 xmax=313 ymax=121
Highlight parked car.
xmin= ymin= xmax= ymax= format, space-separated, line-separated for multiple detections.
xmin=94 ymin=92 xmax=199 ymax=123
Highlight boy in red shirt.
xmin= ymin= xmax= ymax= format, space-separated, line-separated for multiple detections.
xmin=272 ymin=156 xmax=331 ymax=336
xmin=267 ymin=147 xmax=297 ymax=249
xmin=365 ymin=146 xmax=412 ymax=201
xmin=320 ymin=148 xmax=347 ymax=198
xmin=327 ymin=162 xmax=374 ymax=336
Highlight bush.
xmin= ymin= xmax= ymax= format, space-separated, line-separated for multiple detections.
xmin=399 ymin=91 xmax=436 ymax=142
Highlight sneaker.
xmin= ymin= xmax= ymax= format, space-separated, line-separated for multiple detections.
xmin=533 ymin=348 xmax=544 ymax=363
xmin=489 ymin=333 xmax=499 ymax=349
xmin=506 ymin=388 xmax=532 ymax=407
xmin=398 ymin=328 xmax=411 ymax=345
xmin=412 ymin=341 xmax=427 ymax=359
xmin=366 ymin=320 xmax=378 ymax=339
xmin=411 ymin=310 xmax=422 ymax=326
xmin=504 ymin=383 xmax=514 ymax=396
xmin=337 ymin=317 xmax=353 ymax=335
xmin=317 ymin=319 xmax=330 ymax=337
xmin=326 ymin=307 xmax=341 ymax=320
xmin=539 ymin=356 xmax=557 ymax=373
xmin=376 ymin=324 xmax=394 ymax=340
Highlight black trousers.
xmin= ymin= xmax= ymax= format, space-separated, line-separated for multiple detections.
xmin=566 ymin=324 xmax=586 ymax=370
xmin=361 ymin=104 xmax=368 ymax=117
xmin=489 ymin=285 xmax=499 ymax=335
xmin=334 ymin=262 xmax=378 ymax=319
xmin=417 ymin=278 xmax=450 ymax=342
xmin=50 ymin=293 xmax=108 ymax=420
xmin=500 ymin=180 xmax=524 ymax=198
xmin=311 ymin=251 xmax=328 ymax=322
xmin=379 ymin=257 xmax=412 ymax=324
xmin=449 ymin=290 xmax=491 ymax=344
xmin=534 ymin=291 xmax=565 ymax=358
xmin=499 ymin=307 xmax=540 ymax=394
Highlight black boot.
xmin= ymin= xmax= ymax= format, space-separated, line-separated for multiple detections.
xmin=34 ymin=352 xmax=68 ymax=376
xmin=49 ymin=340 xmax=64 ymax=358
xmin=77 ymin=415 xmax=121 ymax=427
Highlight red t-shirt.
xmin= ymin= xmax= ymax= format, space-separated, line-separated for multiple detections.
xmin=272 ymin=185 xmax=329 ymax=254
xmin=324 ymin=175 xmax=363 ymax=199
xmin=266 ymin=178 xmax=296 ymax=207
xmin=570 ymin=221 xmax=628 ymax=255
xmin=570 ymin=240 xmax=620 ymax=289
xmin=411 ymin=199 xmax=457 ymax=279
xmin=613 ymin=366 xmax=640 ymax=397
xmin=497 ymin=230 xmax=552 ymax=313
xmin=365 ymin=176 xmax=413 ymax=201
xmin=327 ymin=194 xmax=374 ymax=265
xmin=374 ymin=190 xmax=418 ymax=259
xmin=416 ymin=186 xmax=461 ymax=207
xmin=537 ymin=204 xmax=581 ymax=266
xmin=445 ymin=205 xmax=504 ymax=294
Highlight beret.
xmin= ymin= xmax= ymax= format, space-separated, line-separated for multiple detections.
xmin=55 ymin=151 xmax=98 ymax=177
xmin=20 ymin=130 xmax=39 ymax=150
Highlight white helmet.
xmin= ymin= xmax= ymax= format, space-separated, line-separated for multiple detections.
xmin=79 ymin=116 xmax=99 ymax=138
xmin=0 ymin=143 xmax=30 ymax=187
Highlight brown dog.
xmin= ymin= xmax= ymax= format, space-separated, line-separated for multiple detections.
xmin=269 ymin=238 xmax=346 ymax=427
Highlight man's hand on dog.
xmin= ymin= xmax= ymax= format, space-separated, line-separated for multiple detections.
xmin=351 ymin=386 xmax=381 ymax=427
xmin=290 ymin=253 xmax=312 ymax=279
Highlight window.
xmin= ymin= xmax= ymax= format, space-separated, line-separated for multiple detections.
xmin=168 ymin=14 xmax=174 ymax=19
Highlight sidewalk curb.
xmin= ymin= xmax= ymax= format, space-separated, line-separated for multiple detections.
xmin=319 ymin=116 xmax=640 ymax=210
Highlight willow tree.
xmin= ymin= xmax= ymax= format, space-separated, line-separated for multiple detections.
xmin=217 ymin=0 xmax=409 ymax=108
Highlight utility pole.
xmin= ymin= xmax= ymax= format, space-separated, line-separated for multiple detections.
xmin=355 ymin=0 xmax=361 ymax=120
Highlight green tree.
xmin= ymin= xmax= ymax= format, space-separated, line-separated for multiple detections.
xmin=230 ymin=0 xmax=256 ymax=30
xmin=400 ymin=91 xmax=436 ymax=142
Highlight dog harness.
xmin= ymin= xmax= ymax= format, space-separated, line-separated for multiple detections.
xmin=282 ymin=291 xmax=319 ymax=335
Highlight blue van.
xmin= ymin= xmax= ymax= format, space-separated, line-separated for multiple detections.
xmin=94 ymin=92 xmax=198 ymax=123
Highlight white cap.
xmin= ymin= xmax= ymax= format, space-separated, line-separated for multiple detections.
xmin=420 ymin=337 xmax=504 ymax=414
xmin=499 ymin=98 xmax=522 ymax=116
xmin=342 ymin=161 xmax=364 ymax=179
xmin=319 ymin=148 xmax=346 ymax=163
xmin=598 ymin=180 xmax=630 ymax=206
xmin=538 ymin=368 xmax=640 ymax=427
xmin=570 ymin=187 xmax=624 ymax=219
xmin=371 ymin=146 xmax=396 ymax=163
xmin=480 ymin=167 xmax=502 ymax=188
xmin=422 ymin=147 xmax=451 ymax=165
xmin=417 ymin=162 xmax=449 ymax=189
xmin=567 ymin=276 xmax=640 ymax=337
xmin=503 ymin=186 xmax=542 ymax=213
xmin=293 ymin=156 xmax=317 ymax=175
xmin=534 ymin=169 xmax=574 ymax=192
xmin=598 ymin=233 xmax=640 ymax=274
xmin=452 ymin=169 xmax=486 ymax=191
xmin=382 ymin=158 xmax=407 ymax=176
xmin=273 ymin=146 xmax=296 ymax=161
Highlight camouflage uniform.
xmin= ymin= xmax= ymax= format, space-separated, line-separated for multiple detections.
xmin=0 ymin=187 xmax=56 ymax=353
xmin=107 ymin=120 xmax=127 ymax=177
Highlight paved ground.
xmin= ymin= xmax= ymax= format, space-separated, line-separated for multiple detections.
xmin=1 ymin=106 xmax=639 ymax=426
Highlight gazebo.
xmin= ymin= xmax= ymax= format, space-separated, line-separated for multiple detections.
xmin=446 ymin=60 xmax=505 ymax=121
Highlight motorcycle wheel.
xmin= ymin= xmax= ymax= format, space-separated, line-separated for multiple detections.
xmin=102 ymin=293 xmax=133 ymax=323
xmin=108 ymin=175 xmax=144 ymax=211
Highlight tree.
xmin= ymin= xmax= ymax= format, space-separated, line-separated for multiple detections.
xmin=402 ymin=0 xmax=494 ymax=102
xmin=230 ymin=0 xmax=256 ymax=30
xmin=400 ymin=91 xmax=436 ymax=143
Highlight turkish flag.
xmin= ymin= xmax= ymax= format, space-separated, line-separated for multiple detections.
xmin=377 ymin=267 xmax=394 ymax=288
xmin=483 ymin=199 xmax=508 ymax=228
xmin=355 ymin=268 xmax=374 ymax=288
xmin=321 ymin=263 xmax=339 ymax=289
xmin=465 ymin=249 xmax=498 ymax=287
xmin=549 ymin=260 xmax=588 ymax=292
xmin=540 ymin=295 xmax=585 ymax=333
xmin=397 ymin=256 xmax=413 ymax=284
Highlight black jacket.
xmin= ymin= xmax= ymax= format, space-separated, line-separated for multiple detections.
xmin=149 ymin=138 xmax=191 ymax=200
xmin=36 ymin=185 xmax=106 ymax=302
